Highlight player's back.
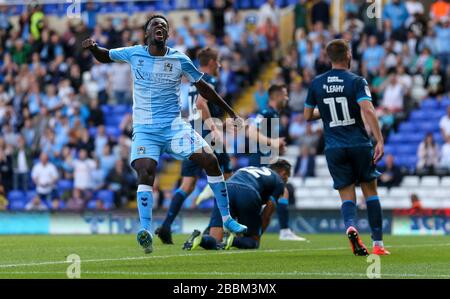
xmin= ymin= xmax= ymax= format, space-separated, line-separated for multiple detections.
xmin=228 ymin=166 xmax=285 ymax=203
xmin=188 ymin=73 xmax=221 ymax=126
xmin=305 ymin=69 xmax=372 ymax=150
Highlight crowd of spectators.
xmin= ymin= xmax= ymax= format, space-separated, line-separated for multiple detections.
xmin=0 ymin=1 xmax=280 ymax=211
xmin=253 ymin=0 xmax=449 ymax=184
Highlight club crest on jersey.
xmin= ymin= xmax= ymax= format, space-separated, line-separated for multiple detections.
xmin=137 ymin=146 xmax=146 ymax=155
xmin=164 ymin=62 xmax=173 ymax=72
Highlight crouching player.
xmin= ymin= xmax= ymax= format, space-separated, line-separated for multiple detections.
xmin=183 ymin=159 xmax=292 ymax=250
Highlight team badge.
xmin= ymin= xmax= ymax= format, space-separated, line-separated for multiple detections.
xmin=164 ymin=62 xmax=173 ymax=72
xmin=137 ymin=146 xmax=146 ymax=155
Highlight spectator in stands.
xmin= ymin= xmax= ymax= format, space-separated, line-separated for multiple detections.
xmin=91 ymin=158 xmax=105 ymax=192
xmin=25 ymin=195 xmax=48 ymax=211
xmin=254 ymin=80 xmax=269 ymax=111
xmin=378 ymin=154 xmax=403 ymax=188
xmin=109 ymin=60 xmax=131 ymax=105
xmin=66 ymin=188 xmax=85 ymax=212
xmin=87 ymin=98 xmax=104 ymax=127
xmin=106 ymin=159 xmax=135 ymax=208
xmin=294 ymin=146 xmax=315 ymax=178
xmin=434 ymin=16 xmax=450 ymax=71
xmin=298 ymin=123 xmax=320 ymax=150
xmin=439 ymin=106 xmax=450 ymax=139
xmin=362 ymin=35 xmax=385 ymax=78
xmin=258 ymin=0 xmax=280 ymax=27
xmin=417 ymin=133 xmax=440 ymax=175
xmin=439 ymin=135 xmax=450 ymax=173
xmin=380 ymin=73 xmax=406 ymax=113
xmin=383 ymin=0 xmax=409 ymax=32
xmin=288 ymin=79 xmax=307 ymax=112
xmin=426 ymin=60 xmax=446 ymax=97
xmin=31 ymin=152 xmax=59 ymax=203
xmin=289 ymin=113 xmax=307 ymax=143
xmin=294 ymin=0 xmax=308 ymax=32
xmin=311 ymin=0 xmax=330 ymax=27
xmin=0 ymin=147 xmax=13 ymax=192
xmin=0 ymin=185 xmax=7 ymax=211
xmin=90 ymin=60 xmax=109 ymax=104
xmin=430 ymin=0 xmax=450 ymax=22
xmin=12 ymin=136 xmax=32 ymax=191
xmin=72 ymin=148 xmax=95 ymax=199
xmin=409 ymin=193 xmax=423 ymax=215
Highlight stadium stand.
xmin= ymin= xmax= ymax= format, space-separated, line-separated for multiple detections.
xmin=0 ymin=0 xmax=449 ymax=212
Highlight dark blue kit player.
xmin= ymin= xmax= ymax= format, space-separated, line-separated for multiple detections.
xmin=303 ymin=39 xmax=390 ymax=256
xmin=182 ymin=160 xmax=293 ymax=250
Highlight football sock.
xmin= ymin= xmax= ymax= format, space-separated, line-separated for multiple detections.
xmin=207 ymin=175 xmax=231 ymax=222
xmin=200 ymin=235 xmax=217 ymax=250
xmin=341 ymin=200 xmax=357 ymax=230
xmin=366 ymin=195 xmax=383 ymax=242
xmin=137 ymin=184 xmax=153 ymax=231
xmin=162 ymin=188 xmax=188 ymax=228
xmin=276 ymin=197 xmax=289 ymax=229
xmin=232 ymin=237 xmax=259 ymax=249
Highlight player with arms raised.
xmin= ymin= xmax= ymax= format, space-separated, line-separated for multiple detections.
xmin=304 ymin=39 xmax=390 ymax=256
xmin=82 ymin=15 xmax=247 ymax=254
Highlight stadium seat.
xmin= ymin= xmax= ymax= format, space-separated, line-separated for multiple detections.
xmin=420 ymin=176 xmax=440 ymax=187
xmin=377 ymin=187 xmax=388 ymax=197
xmin=304 ymin=177 xmax=323 ymax=187
xmin=401 ymin=176 xmax=420 ymax=187
xmin=7 ymin=190 xmax=26 ymax=211
xmin=421 ymin=99 xmax=439 ymax=110
xmin=410 ymin=110 xmax=427 ymax=121
xmin=440 ymin=177 xmax=450 ymax=187
xmin=290 ymin=177 xmax=304 ymax=188
xmin=398 ymin=122 xmax=416 ymax=133
xmin=388 ymin=187 xmax=409 ymax=198
xmin=96 ymin=190 xmax=115 ymax=209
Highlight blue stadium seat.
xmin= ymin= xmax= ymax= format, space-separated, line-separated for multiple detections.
xmin=410 ymin=110 xmax=427 ymax=121
xmin=96 ymin=190 xmax=114 ymax=209
xmin=421 ymin=99 xmax=439 ymax=110
xmin=101 ymin=105 xmax=113 ymax=115
xmin=89 ymin=127 xmax=97 ymax=137
xmin=441 ymin=98 xmax=450 ymax=108
xmin=7 ymin=190 xmax=26 ymax=211
xmin=237 ymin=0 xmax=253 ymax=9
xmin=434 ymin=133 xmax=444 ymax=145
xmin=398 ymin=122 xmax=416 ymax=133
xmin=395 ymin=145 xmax=417 ymax=156
xmin=417 ymin=121 xmax=440 ymax=133
xmin=403 ymin=133 xmax=425 ymax=143
xmin=112 ymin=105 xmax=128 ymax=115
xmin=105 ymin=126 xmax=121 ymax=138
xmin=86 ymin=199 xmax=97 ymax=210
xmin=58 ymin=180 xmax=74 ymax=192
xmin=428 ymin=110 xmax=445 ymax=120
xmin=384 ymin=144 xmax=395 ymax=155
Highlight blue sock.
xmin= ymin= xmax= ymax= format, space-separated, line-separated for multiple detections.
xmin=200 ymin=235 xmax=217 ymax=250
xmin=162 ymin=188 xmax=188 ymax=228
xmin=276 ymin=198 xmax=289 ymax=229
xmin=137 ymin=185 xmax=153 ymax=231
xmin=366 ymin=195 xmax=383 ymax=241
xmin=232 ymin=237 xmax=259 ymax=249
xmin=341 ymin=200 xmax=356 ymax=230
xmin=207 ymin=175 xmax=230 ymax=220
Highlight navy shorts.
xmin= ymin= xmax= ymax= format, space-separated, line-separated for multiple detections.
xmin=209 ymin=183 xmax=262 ymax=237
xmin=181 ymin=151 xmax=232 ymax=177
xmin=325 ymin=146 xmax=381 ymax=190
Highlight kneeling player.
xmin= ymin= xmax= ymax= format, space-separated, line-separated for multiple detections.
xmin=183 ymin=160 xmax=298 ymax=250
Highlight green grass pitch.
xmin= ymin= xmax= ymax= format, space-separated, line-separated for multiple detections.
xmin=0 ymin=234 xmax=449 ymax=279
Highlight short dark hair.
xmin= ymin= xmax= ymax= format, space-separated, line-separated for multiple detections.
xmin=269 ymin=159 xmax=292 ymax=175
xmin=268 ymin=84 xmax=287 ymax=98
xmin=197 ymin=47 xmax=219 ymax=67
xmin=326 ymin=39 xmax=350 ymax=64
xmin=143 ymin=14 xmax=169 ymax=33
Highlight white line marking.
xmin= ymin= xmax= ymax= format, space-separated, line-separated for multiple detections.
xmin=0 ymin=242 xmax=449 ymax=270
xmin=1 ymin=270 xmax=450 ymax=279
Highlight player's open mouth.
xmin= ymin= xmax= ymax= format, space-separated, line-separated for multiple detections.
xmin=155 ymin=29 xmax=164 ymax=39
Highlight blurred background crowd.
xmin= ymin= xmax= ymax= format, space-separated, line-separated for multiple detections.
xmin=0 ymin=0 xmax=448 ymax=212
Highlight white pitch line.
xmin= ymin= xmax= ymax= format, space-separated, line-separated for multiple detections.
xmin=0 ymin=242 xmax=450 ymax=270
xmin=1 ymin=270 xmax=450 ymax=279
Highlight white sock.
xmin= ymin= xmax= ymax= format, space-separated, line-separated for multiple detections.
xmin=373 ymin=240 xmax=384 ymax=247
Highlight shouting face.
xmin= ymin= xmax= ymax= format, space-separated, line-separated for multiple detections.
xmin=146 ymin=17 xmax=169 ymax=48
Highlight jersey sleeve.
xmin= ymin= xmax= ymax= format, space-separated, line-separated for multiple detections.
xmin=355 ymin=77 xmax=372 ymax=103
xmin=109 ymin=46 xmax=133 ymax=63
xmin=180 ymin=54 xmax=204 ymax=83
xmin=304 ymin=81 xmax=317 ymax=108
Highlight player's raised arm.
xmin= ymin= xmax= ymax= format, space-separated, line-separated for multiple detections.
xmin=82 ymin=38 xmax=113 ymax=63
xmin=359 ymin=100 xmax=384 ymax=163
xmin=194 ymin=79 xmax=238 ymax=120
